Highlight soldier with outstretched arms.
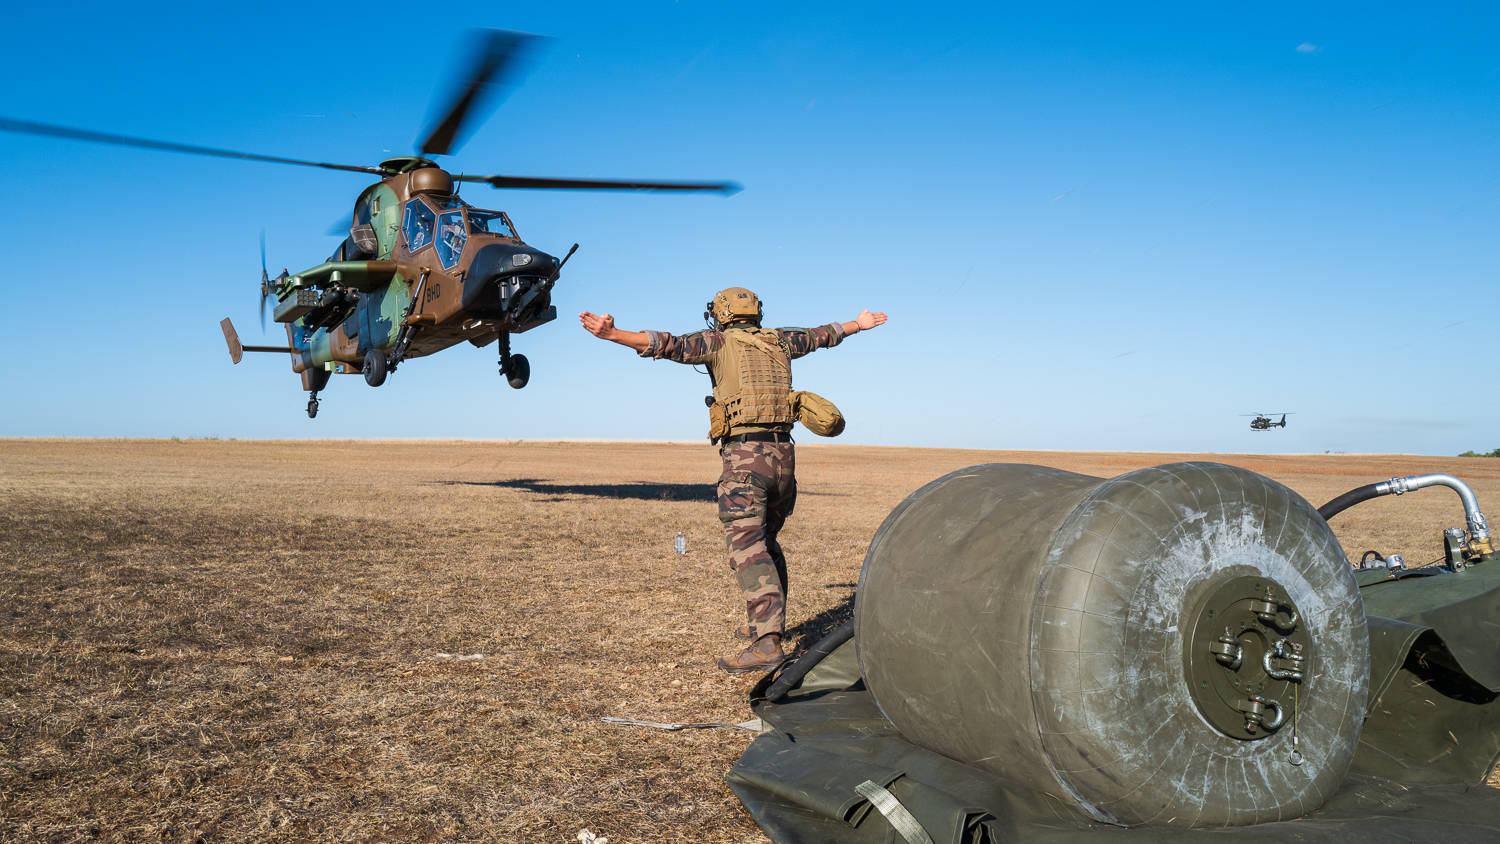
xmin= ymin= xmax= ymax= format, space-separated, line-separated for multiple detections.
xmin=580 ymin=289 xmax=888 ymax=673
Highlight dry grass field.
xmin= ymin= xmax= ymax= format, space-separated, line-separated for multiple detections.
xmin=3 ymin=439 xmax=1498 ymax=843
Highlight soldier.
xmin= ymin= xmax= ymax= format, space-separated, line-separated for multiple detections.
xmin=579 ymin=289 xmax=888 ymax=673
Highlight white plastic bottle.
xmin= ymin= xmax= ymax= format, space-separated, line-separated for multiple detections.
xmin=675 ymin=531 xmax=686 ymax=555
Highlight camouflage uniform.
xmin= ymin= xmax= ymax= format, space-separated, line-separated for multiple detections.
xmin=640 ymin=324 xmax=846 ymax=637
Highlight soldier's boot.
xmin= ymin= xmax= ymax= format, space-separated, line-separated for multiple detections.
xmin=718 ymin=634 xmax=784 ymax=675
xmin=733 ymin=624 xmax=759 ymax=641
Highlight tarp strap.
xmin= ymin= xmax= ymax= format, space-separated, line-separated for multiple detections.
xmin=601 ymin=716 xmax=765 ymax=732
xmin=855 ymin=780 xmax=935 ymax=844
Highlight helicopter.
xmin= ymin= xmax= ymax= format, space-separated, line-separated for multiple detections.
xmin=1243 ymin=412 xmax=1292 ymax=430
xmin=0 ymin=29 xmax=738 ymax=418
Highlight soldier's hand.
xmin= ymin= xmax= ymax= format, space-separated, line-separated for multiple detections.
xmin=856 ymin=310 xmax=888 ymax=331
xmin=579 ymin=311 xmax=616 ymax=339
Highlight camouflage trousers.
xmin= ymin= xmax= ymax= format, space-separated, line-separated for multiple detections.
xmin=718 ymin=440 xmax=797 ymax=638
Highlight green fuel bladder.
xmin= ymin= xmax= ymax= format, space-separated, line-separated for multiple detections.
xmin=855 ymin=463 xmax=1369 ymax=828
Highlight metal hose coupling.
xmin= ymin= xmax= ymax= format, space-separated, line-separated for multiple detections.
xmin=1377 ymin=474 xmax=1491 ymax=550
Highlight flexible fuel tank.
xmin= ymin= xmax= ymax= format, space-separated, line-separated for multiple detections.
xmin=855 ymin=462 xmax=1369 ymax=828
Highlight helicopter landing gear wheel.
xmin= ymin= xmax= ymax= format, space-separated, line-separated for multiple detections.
xmin=307 ymin=391 xmax=320 ymax=418
xmin=506 ymin=354 xmax=530 ymax=389
xmin=363 ymin=349 xmax=388 ymax=387
xmin=497 ymin=331 xmax=530 ymax=389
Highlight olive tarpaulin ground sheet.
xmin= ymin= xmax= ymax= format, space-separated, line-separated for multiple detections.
xmin=728 ymin=568 xmax=1500 ymax=844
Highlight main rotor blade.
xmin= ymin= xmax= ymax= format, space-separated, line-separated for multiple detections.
xmin=455 ymin=173 xmax=741 ymax=194
xmin=0 ymin=115 xmax=385 ymax=175
xmin=418 ymin=29 xmax=542 ymax=157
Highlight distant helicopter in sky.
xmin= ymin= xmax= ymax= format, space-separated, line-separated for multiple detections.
xmin=1243 ymin=413 xmax=1292 ymax=431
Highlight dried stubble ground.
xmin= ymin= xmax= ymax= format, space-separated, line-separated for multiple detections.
xmin=1 ymin=440 xmax=1498 ymax=843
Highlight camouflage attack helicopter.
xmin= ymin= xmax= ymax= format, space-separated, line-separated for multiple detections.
xmin=0 ymin=29 xmax=738 ymax=418
xmin=1244 ymin=412 xmax=1292 ymax=430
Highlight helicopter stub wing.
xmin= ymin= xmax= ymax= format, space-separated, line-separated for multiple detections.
xmin=288 ymin=260 xmax=399 ymax=293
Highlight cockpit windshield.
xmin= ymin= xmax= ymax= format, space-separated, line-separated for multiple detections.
xmin=467 ymin=210 xmax=517 ymax=238
xmin=435 ymin=210 xmax=466 ymax=269
xmin=402 ymin=199 xmax=436 ymax=252
xmin=403 ymin=196 xmax=518 ymax=260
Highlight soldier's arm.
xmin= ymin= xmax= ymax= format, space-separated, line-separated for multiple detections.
xmin=578 ymin=311 xmax=722 ymax=363
xmin=784 ymin=310 xmax=888 ymax=358
xmin=644 ymin=329 xmax=721 ymax=364
xmin=842 ymin=309 xmax=888 ymax=335
xmin=578 ymin=312 xmax=649 ymax=352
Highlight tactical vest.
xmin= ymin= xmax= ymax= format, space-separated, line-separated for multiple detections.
xmin=711 ymin=328 xmax=795 ymax=429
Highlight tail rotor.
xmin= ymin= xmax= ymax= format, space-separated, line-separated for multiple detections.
xmin=258 ymin=231 xmax=288 ymax=332
xmin=259 ymin=230 xmax=272 ymax=331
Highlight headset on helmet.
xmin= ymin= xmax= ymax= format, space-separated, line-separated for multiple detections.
xmin=705 ymin=287 xmax=762 ymax=330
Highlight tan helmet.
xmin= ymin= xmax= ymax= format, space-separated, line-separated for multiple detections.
xmin=408 ymin=166 xmax=455 ymax=196
xmin=706 ymin=287 xmax=762 ymax=328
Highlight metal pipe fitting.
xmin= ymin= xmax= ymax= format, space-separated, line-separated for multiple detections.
xmin=1375 ymin=474 xmax=1490 ymax=543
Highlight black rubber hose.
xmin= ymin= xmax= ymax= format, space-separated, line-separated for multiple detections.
xmin=1317 ymin=483 xmax=1385 ymax=521
xmin=764 ymin=620 xmax=855 ymax=703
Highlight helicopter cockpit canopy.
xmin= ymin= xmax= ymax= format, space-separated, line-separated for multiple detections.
xmin=403 ymin=195 xmax=519 ymax=268
xmin=403 ymin=199 xmax=437 ymax=252
xmin=465 ymin=209 xmax=515 ymax=238
xmin=436 ymin=209 xmax=466 ymax=268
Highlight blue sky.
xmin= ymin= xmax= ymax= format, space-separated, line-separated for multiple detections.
xmin=3 ymin=2 xmax=1497 ymax=454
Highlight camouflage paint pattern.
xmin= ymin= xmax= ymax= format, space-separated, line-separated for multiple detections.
xmin=0 ymin=45 xmax=738 ymax=406
xmin=638 ymin=320 xmax=853 ymax=637
xmin=251 ymin=164 xmax=562 ymax=394
xmin=719 ymin=441 xmax=797 ymax=637
xmin=363 ymin=183 xmax=401 ymax=259
xmin=639 ymin=323 xmax=846 ymax=438
xmin=640 ymin=322 xmax=844 ymax=368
